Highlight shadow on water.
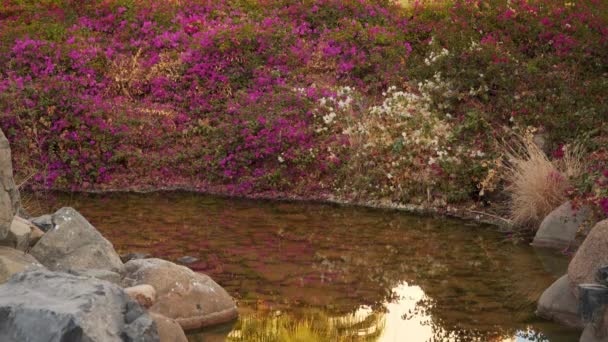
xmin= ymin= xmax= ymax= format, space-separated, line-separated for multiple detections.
xmin=31 ymin=191 xmax=580 ymax=341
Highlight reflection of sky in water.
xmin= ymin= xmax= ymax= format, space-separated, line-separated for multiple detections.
xmin=354 ymin=282 xmax=550 ymax=342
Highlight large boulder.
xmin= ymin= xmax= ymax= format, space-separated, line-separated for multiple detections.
xmin=150 ymin=313 xmax=188 ymax=342
xmin=532 ymin=201 xmax=593 ymax=249
xmin=0 ymin=129 xmax=19 ymax=240
xmin=0 ymin=270 xmax=158 ymax=342
xmin=122 ymin=258 xmax=238 ymax=330
xmin=569 ymin=220 xmax=608 ymax=290
xmin=536 ymin=275 xmax=583 ymax=328
xmin=30 ymin=207 xmax=124 ymax=273
xmin=0 ymin=247 xmax=44 ymax=284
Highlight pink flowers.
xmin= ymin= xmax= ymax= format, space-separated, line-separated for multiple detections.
xmin=0 ymin=0 xmax=604 ymax=211
xmin=601 ymin=198 xmax=608 ymax=215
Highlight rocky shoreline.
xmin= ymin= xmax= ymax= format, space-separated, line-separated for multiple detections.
xmin=0 ymin=131 xmax=238 ymax=341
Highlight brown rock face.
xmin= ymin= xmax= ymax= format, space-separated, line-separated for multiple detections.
xmin=122 ymin=258 xmax=238 ymax=330
xmin=536 ymin=274 xmax=583 ymax=328
xmin=0 ymin=129 xmax=20 ymax=240
xmin=569 ymin=220 xmax=608 ymax=289
xmin=532 ymin=201 xmax=594 ymax=249
xmin=0 ymin=246 xmax=45 ymax=284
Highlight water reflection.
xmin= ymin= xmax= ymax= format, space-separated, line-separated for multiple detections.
xmin=28 ymin=192 xmax=581 ymax=341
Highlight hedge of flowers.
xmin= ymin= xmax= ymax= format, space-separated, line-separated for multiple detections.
xmin=0 ymin=0 xmax=606 ymax=217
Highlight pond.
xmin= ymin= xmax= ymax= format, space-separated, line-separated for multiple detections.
xmin=28 ymin=191 xmax=580 ymax=341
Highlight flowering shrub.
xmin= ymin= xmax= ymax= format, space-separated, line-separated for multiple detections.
xmin=0 ymin=0 xmax=606 ymax=217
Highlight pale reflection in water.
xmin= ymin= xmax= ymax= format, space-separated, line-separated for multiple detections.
xmin=28 ymin=192 xmax=581 ymax=342
xmin=355 ymin=283 xmax=432 ymax=341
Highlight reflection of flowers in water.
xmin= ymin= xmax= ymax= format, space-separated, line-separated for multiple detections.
xmin=227 ymin=309 xmax=385 ymax=341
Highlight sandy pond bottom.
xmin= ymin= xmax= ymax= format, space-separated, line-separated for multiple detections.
xmin=30 ymin=191 xmax=580 ymax=341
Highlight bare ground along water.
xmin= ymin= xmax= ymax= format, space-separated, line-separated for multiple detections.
xmin=29 ymin=191 xmax=580 ymax=341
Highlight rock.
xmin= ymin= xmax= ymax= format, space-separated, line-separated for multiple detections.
xmin=121 ymin=252 xmax=152 ymax=263
xmin=177 ymin=255 xmax=199 ymax=264
xmin=569 ymin=220 xmax=608 ymax=290
xmin=122 ymin=258 xmax=238 ymax=330
xmin=0 ymin=216 xmax=33 ymax=251
xmin=30 ymin=207 xmax=124 ymax=273
xmin=537 ymin=275 xmax=583 ymax=328
xmin=581 ymin=324 xmax=608 ymax=342
xmin=30 ymin=214 xmax=53 ymax=232
xmin=125 ymin=284 xmax=157 ymax=309
xmin=0 ymin=129 xmax=20 ymax=240
xmin=67 ymin=268 xmax=122 ymax=284
xmin=580 ymin=303 xmax=608 ymax=342
xmin=150 ymin=313 xmax=188 ymax=342
xmin=28 ymin=225 xmax=44 ymax=247
xmin=0 ymin=246 xmax=44 ymax=284
xmin=532 ymin=201 xmax=593 ymax=249
xmin=0 ymin=269 xmax=158 ymax=342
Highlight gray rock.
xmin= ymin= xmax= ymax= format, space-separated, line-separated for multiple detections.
xmin=533 ymin=201 xmax=593 ymax=249
xmin=122 ymin=252 xmax=152 ymax=263
xmin=0 ymin=246 xmax=44 ymax=284
xmin=0 ymin=216 xmax=33 ymax=251
xmin=537 ymin=274 xmax=583 ymax=328
xmin=30 ymin=207 xmax=124 ymax=273
xmin=122 ymin=258 xmax=238 ymax=330
xmin=0 ymin=270 xmax=158 ymax=342
xmin=30 ymin=214 xmax=54 ymax=232
xmin=67 ymin=268 xmax=122 ymax=284
xmin=0 ymin=129 xmax=20 ymax=240
xmin=177 ymin=256 xmax=199 ymax=264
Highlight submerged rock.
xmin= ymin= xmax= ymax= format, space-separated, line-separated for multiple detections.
xmin=0 ymin=270 xmax=158 ymax=342
xmin=122 ymin=258 xmax=238 ymax=330
xmin=177 ymin=255 xmax=199 ymax=264
xmin=532 ymin=201 xmax=593 ymax=250
xmin=0 ymin=129 xmax=20 ymax=240
xmin=569 ymin=220 xmax=608 ymax=290
xmin=30 ymin=207 xmax=124 ymax=273
xmin=537 ymin=275 xmax=583 ymax=328
xmin=0 ymin=247 xmax=44 ymax=284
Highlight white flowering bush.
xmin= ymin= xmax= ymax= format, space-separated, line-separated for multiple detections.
xmin=322 ymin=81 xmax=497 ymax=204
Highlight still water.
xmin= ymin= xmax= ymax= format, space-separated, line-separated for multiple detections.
xmin=30 ymin=192 xmax=580 ymax=341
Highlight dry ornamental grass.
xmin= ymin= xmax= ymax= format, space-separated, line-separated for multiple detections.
xmin=504 ymin=135 xmax=585 ymax=228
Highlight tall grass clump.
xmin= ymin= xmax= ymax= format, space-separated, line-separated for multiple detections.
xmin=504 ymin=136 xmax=585 ymax=227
